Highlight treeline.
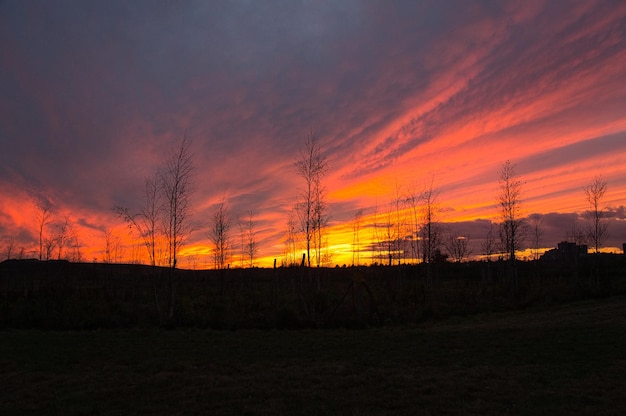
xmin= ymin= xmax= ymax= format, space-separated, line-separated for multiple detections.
xmin=0 ymin=133 xmax=617 ymax=272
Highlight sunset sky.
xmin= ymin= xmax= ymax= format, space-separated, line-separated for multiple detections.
xmin=1 ymin=0 xmax=626 ymax=267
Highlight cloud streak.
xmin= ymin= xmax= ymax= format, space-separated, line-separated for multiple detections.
xmin=1 ymin=0 xmax=626 ymax=264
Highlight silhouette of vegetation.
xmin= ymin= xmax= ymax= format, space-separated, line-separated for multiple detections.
xmin=209 ymin=199 xmax=231 ymax=270
xmin=584 ymin=175 xmax=609 ymax=254
xmin=243 ymin=209 xmax=258 ymax=268
xmin=498 ymin=160 xmax=525 ymax=292
xmin=294 ymin=131 xmax=328 ymax=268
xmin=162 ymin=133 xmax=195 ymax=270
xmin=33 ymin=196 xmax=53 ymax=261
xmin=114 ymin=172 xmax=162 ymax=266
xmin=584 ymin=175 xmax=609 ymax=288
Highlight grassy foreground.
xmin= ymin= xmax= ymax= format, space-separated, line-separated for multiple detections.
xmin=1 ymin=296 xmax=625 ymax=415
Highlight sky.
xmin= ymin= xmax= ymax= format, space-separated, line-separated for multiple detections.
xmin=1 ymin=0 xmax=626 ymax=267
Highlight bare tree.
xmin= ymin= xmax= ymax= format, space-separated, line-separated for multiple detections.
xmin=498 ymin=161 xmax=524 ymax=260
xmin=445 ymin=233 xmax=471 ymax=263
xmin=405 ymin=186 xmax=422 ymax=263
xmin=392 ymin=184 xmax=406 ymax=265
xmin=102 ymin=227 xmax=125 ymax=263
xmin=566 ymin=217 xmax=587 ymax=246
xmin=284 ymin=205 xmax=299 ymax=267
xmin=420 ymin=176 xmax=442 ymax=264
xmin=34 ymin=196 xmax=54 ymax=261
xmin=67 ymin=234 xmax=83 ymax=262
xmin=312 ymin=193 xmax=328 ymax=267
xmin=583 ymin=176 xmax=608 ymax=254
xmin=295 ymin=132 xmax=328 ymax=267
xmin=498 ymin=160 xmax=524 ymax=291
xmin=528 ymin=213 xmax=544 ymax=260
xmin=115 ymin=172 xmax=162 ymax=266
xmin=237 ymin=217 xmax=246 ymax=268
xmin=3 ymin=236 xmax=16 ymax=260
xmin=481 ymin=222 xmax=497 ymax=261
xmin=371 ymin=203 xmax=383 ymax=264
xmin=209 ymin=199 xmax=231 ymax=269
xmin=54 ymin=215 xmax=73 ymax=260
xmin=43 ymin=235 xmax=56 ymax=260
xmin=352 ymin=209 xmax=364 ymax=266
xmin=161 ymin=134 xmax=195 ymax=269
xmin=382 ymin=202 xmax=396 ymax=266
xmin=245 ymin=209 xmax=258 ymax=268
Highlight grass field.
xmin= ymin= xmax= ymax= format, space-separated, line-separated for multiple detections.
xmin=1 ymin=295 xmax=625 ymax=415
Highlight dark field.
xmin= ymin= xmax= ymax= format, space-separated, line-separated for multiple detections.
xmin=2 ymin=295 xmax=626 ymax=415
xmin=2 ymin=257 xmax=625 ymax=330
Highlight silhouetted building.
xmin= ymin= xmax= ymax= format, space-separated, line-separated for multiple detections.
xmin=623 ymin=243 xmax=626 ymax=255
xmin=541 ymin=241 xmax=587 ymax=262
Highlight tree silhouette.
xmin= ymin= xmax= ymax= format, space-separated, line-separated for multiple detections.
xmin=3 ymin=236 xmax=16 ymax=260
xmin=481 ymin=222 xmax=497 ymax=262
xmin=54 ymin=215 xmax=73 ymax=260
xmin=420 ymin=176 xmax=442 ymax=265
xmin=34 ymin=196 xmax=53 ymax=261
xmin=498 ymin=160 xmax=524 ymax=292
xmin=114 ymin=171 xmax=162 ymax=266
xmin=295 ymin=132 xmax=328 ymax=267
xmin=352 ymin=209 xmax=364 ymax=266
xmin=583 ymin=175 xmax=608 ymax=254
xmin=445 ymin=233 xmax=471 ymax=263
xmin=245 ymin=209 xmax=258 ymax=268
xmin=405 ymin=185 xmax=422 ymax=263
xmin=161 ymin=133 xmax=195 ymax=269
xmin=209 ymin=199 xmax=231 ymax=269
xmin=284 ymin=205 xmax=299 ymax=267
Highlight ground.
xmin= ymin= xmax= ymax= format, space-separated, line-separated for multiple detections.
xmin=1 ymin=295 xmax=625 ymax=415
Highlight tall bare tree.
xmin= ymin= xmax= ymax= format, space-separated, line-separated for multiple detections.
xmin=498 ymin=161 xmax=524 ymax=261
xmin=161 ymin=134 xmax=195 ymax=269
xmin=392 ymin=184 xmax=406 ymax=265
xmin=406 ymin=186 xmax=422 ymax=263
xmin=284 ymin=205 xmax=299 ymax=267
xmin=420 ymin=176 xmax=442 ymax=264
xmin=295 ymin=132 xmax=328 ymax=267
xmin=498 ymin=160 xmax=524 ymax=291
xmin=382 ymin=202 xmax=396 ymax=266
xmin=352 ymin=209 xmax=364 ymax=266
xmin=312 ymin=181 xmax=328 ymax=267
xmin=34 ymin=196 xmax=54 ymax=261
xmin=54 ymin=215 xmax=73 ymax=260
xmin=209 ymin=199 xmax=231 ymax=269
xmin=245 ymin=209 xmax=258 ymax=268
xmin=583 ymin=176 xmax=608 ymax=254
xmin=115 ymin=172 xmax=162 ymax=266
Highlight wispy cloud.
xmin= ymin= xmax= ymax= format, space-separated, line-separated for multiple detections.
xmin=1 ymin=0 xmax=625 ymax=264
